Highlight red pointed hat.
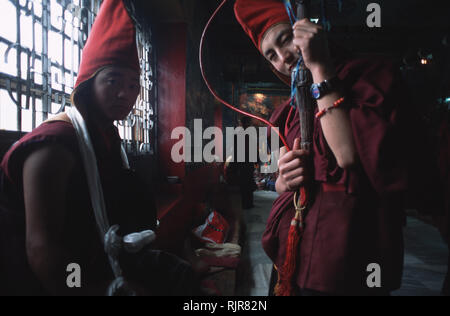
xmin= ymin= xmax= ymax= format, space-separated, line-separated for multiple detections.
xmin=234 ymin=0 xmax=290 ymax=52
xmin=74 ymin=0 xmax=139 ymax=90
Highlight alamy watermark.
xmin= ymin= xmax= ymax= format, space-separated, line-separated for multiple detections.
xmin=66 ymin=263 xmax=81 ymax=288
xmin=366 ymin=263 xmax=382 ymax=288
xmin=366 ymin=3 xmax=381 ymax=28
xmin=171 ymin=119 xmax=280 ymax=174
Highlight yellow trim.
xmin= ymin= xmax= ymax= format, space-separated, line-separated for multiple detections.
xmin=43 ymin=112 xmax=71 ymax=125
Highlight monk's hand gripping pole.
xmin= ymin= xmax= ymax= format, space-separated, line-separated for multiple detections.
xmin=293 ymin=0 xmax=315 ymax=152
xmin=275 ymin=0 xmax=315 ymax=296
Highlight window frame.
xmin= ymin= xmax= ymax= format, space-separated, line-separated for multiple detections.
xmin=0 ymin=0 xmax=157 ymax=156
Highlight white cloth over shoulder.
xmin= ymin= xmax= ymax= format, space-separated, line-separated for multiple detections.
xmin=66 ymin=106 xmax=155 ymax=296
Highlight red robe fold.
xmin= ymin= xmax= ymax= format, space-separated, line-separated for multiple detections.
xmin=263 ymin=56 xmax=411 ymax=294
xmin=0 ymin=120 xmax=157 ymax=294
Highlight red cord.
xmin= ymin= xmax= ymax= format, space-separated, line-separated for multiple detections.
xmin=285 ymin=107 xmax=294 ymax=139
xmin=199 ymin=0 xmax=291 ymax=151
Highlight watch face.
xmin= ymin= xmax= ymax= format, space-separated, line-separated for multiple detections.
xmin=311 ymin=84 xmax=321 ymax=99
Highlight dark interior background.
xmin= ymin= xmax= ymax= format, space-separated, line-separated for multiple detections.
xmin=1 ymin=0 xmax=448 ymax=254
xmin=136 ymin=0 xmax=449 ymax=250
xmin=141 ymin=0 xmax=449 ymax=127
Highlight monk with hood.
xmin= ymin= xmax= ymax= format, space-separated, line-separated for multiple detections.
xmin=235 ymin=0 xmax=412 ymax=296
xmin=0 ymin=0 xmax=198 ymax=295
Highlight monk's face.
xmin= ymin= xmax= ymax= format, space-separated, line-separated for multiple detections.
xmin=92 ymin=65 xmax=140 ymax=122
xmin=260 ymin=22 xmax=300 ymax=77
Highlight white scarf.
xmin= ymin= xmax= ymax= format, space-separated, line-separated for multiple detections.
xmin=66 ymin=106 xmax=155 ymax=296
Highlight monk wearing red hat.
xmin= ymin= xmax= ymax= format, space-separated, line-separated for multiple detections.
xmin=0 ymin=0 xmax=198 ymax=295
xmin=235 ymin=0 xmax=412 ymax=296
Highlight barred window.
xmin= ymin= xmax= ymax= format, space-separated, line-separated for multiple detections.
xmin=0 ymin=0 xmax=157 ymax=155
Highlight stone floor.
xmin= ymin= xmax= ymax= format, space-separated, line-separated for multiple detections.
xmin=236 ymin=190 xmax=449 ymax=296
xmin=392 ymin=216 xmax=448 ymax=296
xmin=236 ymin=190 xmax=275 ymax=296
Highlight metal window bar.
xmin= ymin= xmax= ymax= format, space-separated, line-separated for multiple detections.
xmin=0 ymin=0 xmax=156 ymax=155
xmin=118 ymin=0 xmax=157 ymax=156
xmin=0 ymin=0 xmax=95 ymax=129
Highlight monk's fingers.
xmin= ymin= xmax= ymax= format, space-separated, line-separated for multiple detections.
xmin=283 ymin=168 xmax=305 ymax=182
xmin=292 ymin=31 xmax=325 ymax=52
xmin=293 ymin=19 xmax=323 ymax=31
xmin=279 ymin=152 xmax=309 ymax=175
xmin=281 ymin=151 xmax=306 ymax=169
xmin=279 ymin=149 xmax=309 ymax=165
xmin=292 ymin=138 xmax=301 ymax=150
xmin=291 ymin=149 xmax=310 ymax=158
xmin=293 ymin=27 xmax=318 ymax=39
xmin=285 ymin=176 xmax=305 ymax=192
xmin=279 ymin=158 xmax=301 ymax=176
xmin=293 ymin=21 xmax=322 ymax=35
xmin=292 ymin=23 xmax=327 ymax=55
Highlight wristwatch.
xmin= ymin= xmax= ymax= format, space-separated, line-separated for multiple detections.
xmin=310 ymin=76 xmax=341 ymax=100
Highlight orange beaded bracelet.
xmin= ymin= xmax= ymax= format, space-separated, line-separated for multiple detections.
xmin=315 ymin=97 xmax=345 ymax=119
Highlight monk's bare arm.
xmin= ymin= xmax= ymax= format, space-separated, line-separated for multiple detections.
xmin=23 ymin=144 xmax=111 ymax=295
xmin=311 ymin=66 xmax=358 ymax=169
xmin=292 ymin=19 xmax=358 ymax=169
xmin=23 ymin=144 xmax=77 ymax=294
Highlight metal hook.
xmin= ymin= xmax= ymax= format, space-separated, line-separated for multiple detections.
xmin=5 ymin=79 xmax=19 ymax=107
xmin=51 ymin=91 xmax=66 ymax=114
xmin=5 ymin=79 xmax=30 ymax=111
xmin=15 ymin=0 xmax=33 ymax=16
xmin=118 ymin=114 xmax=136 ymax=128
xmin=63 ymin=3 xmax=80 ymax=27
xmin=22 ymin=0 xmax=34 ymax=17
xmin=4 ymin=46 xmax=33 ymax=110
xmin=127 ymin=114 xmax=136 ymax=128
xmin=144 ymin=118 xmax=154 ymax=131
xmin=76 ymin=7 xmax=89 ymax=48
xmin=53 ymin=69 xmax=65 ymax=86
xmin=139 ymin=143 xmax=151 ymax=154
xmin=4 ymin=43 xmax=20 ymax=64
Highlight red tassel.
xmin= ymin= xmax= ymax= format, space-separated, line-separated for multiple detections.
xmin=299 ymin=186 xmax=307 ymax=206
xmin=274 ymin=187 xmax=307 ymax=296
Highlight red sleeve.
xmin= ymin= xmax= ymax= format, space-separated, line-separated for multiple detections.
xmin=267 ymin=100 xmax=291 ymax=151
xmin=0 ymin=121 xmax=78 ymax=185
xmin=343 ymin=57 xmax=411 ymax=195
xmin=313 ymin=57 xmax=412 ymax=196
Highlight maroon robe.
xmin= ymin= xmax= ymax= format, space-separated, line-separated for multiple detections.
xmin=263 ymin=57 xmax=411 ymax=294
xmin=0 ymin=120 xmax=157 ymax=295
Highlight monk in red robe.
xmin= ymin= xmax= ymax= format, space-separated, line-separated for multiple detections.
xmin=0 ymin=0 xmax=198 ymax=295
xmin=235 ymin=0 xmax=413 ymax=295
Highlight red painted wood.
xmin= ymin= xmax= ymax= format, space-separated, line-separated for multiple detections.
xmin=153 ymin=23 xmax=226 ymax=253
xmin=157 ymin=23 xmax=187 ymax=180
